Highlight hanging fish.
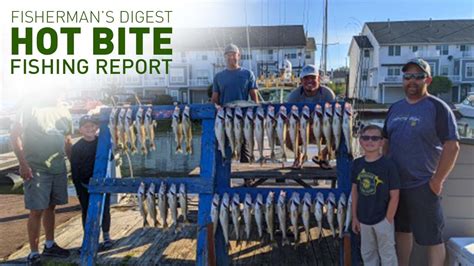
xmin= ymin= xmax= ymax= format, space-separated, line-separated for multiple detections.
xmin=332 ymin=102 xmax=343 ymax=152
xmin=219 ymin=193 xmax=230 ymax=247
xmin=327 ymin=192 xmax=336 ymax=238
xmin=265 ymin=105 xmax=277 ymax=162
xmin=108 ymin=107 xmax=119 ymax=152
xmin=300 ymin=105 xmax=311 ymax=164
xmin=233 ymin=107 xmax=244 ymax=160
xmin=302 ymin=192 xmax=312 ymax=246
xmin=224 ymin=107 xmax=235 ymax=158
xmin=144 ymin=107 xmax=156 ymax=151
xmin=254 ymin=107 xmax=265 ymax=164
xmin=125 ymin=108 xmax=137 ymax=153
xmin=290 ymin=192 xmax=301 ymax=246
xmin=276 ymin=106 xmax=288 ymax=162
xmin=146 ymin=182 xmax=158 ymax=227
xmin=179 ymin=184 xmax=189 ymax=223
xmin=135 ymin=107 xmax=147 ymax=155
xmin=312 ymin=104 xmax=323 ymax=158
xmin=265 ymin=191 xmax=275 ymax=243
xmin=277 ymin=191 xmax=289 ymax=245
xmin=168 ymin=183 xmax=178 ymax=232
xmin=288 ymin=105 xmax=300 ymax=159
xmin=215 ymin=107 xmax=227 ymax=160
xmin=337 ymin=193 xmax=347 ymax=239
xmin=254 ymin=193 xmax=264 ymax=239
xmin=344 ymin=193 xmax=352 ymax=233
xmin=243 ymin=193 xmax=253 ymax=240
xmin=210 ymin=194 xmax=220 ymax=237
xmin=117 ymin=108 xmax=127 ymax=151
xmin=323 ymin=102 xmax=333 ymax=159
xmin=158 ymin=182 xmax=168 ymax=228
xmin=244 ymin=108 xmax=255 ymax=163
xmin=230 ymin=193 xmax=241 ymax=241
xmin=342 ymin=102 xmax=353 ymax=156
xmin=314 ymin=192 xmax=324 ymax=239
xmin=182 ymin=105 xmax=193 ymax=155
xmin=138 ymin=182 xmax=149 ymax=227
xmin=172 ymin=105 xmax=183 ymax=154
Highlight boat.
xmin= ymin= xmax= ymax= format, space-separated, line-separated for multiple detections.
xmin=455 ymin=93 xmax=474 ymax=118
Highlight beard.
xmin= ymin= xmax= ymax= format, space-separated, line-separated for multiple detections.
xmin=404 ymin=83 xmax=425 ymax=98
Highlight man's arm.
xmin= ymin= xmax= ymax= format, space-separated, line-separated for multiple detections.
xmin=351 ymin=184 xmax=360 ymax=234
xmin=382 ymin=138 xmax=389 ymax=155
xmin=386 ymin=189 xmax=399 ymax=224
xmin=249 ymin=89 xmax=259 ymax=103
xmin=211 ymin=92 xmax=220 ymax=105
xmin=65 ymin=135 xmax=73 ymax=161
xmin=10 ymin=122 xmax=33 ymax=180
xmin=430 ymin=140 xmax=460 ymax=195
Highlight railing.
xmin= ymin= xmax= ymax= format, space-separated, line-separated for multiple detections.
xmin=384 ymin=76 xmax=402 ymax=82
xmin=189 ymin=79 xmax=211 ymax=87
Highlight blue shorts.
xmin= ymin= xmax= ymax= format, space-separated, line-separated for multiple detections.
xmin=395 ymin=182 xmax=444 ymax=246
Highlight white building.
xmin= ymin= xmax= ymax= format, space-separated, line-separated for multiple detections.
xmin=348 ymin=19 xmax=474 ymax=103
xmin=77 ymin=25 xmax=316 ymax=104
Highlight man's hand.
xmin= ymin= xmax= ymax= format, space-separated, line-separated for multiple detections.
xmin=352 ymin=217 xmax=361 ymax=234
xmin=19 ymin=162 xmax=33 ymax=181
xmin=429 ymin=178 xmax=444 ymax=196
xmin=386 ymin=216 xmax=394 ymax=224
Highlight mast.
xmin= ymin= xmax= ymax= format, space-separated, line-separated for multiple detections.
xmin=321 ymin=0 xmax=328 ymax=76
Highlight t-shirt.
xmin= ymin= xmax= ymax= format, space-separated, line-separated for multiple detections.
xmin=212 ymin=67 xmax=258 ymax=105
xmin=286 ymin=85 xmax=335 ymax=103
xmin=352 ymin=156 xmax=400 ymax=225
xmin=17 ymin=101 xmax=72 ymax=174
xmin=383 ymin=95 xmax=459 ymax=189
xmin=71 ymin=138 xmax=98 ymax=184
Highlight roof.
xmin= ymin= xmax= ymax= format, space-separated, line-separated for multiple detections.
xmin=173 ymin=25 xmax=313 ymax=51
xmin=366 ymin=19 xmax=474 ymax=45
xmin=353 ymin=35 xmax=373 ymax=48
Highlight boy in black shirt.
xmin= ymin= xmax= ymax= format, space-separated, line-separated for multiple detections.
xmin=71 ymin=115 xmax=112 ymax=250
xmin=351 ymin=125 xmax=400 ymax=266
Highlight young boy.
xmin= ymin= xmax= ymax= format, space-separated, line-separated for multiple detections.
xmin=71 ymin=115 xmax=113 ymax=250
xmin=351 ymin=124 xmax=400 ymax=266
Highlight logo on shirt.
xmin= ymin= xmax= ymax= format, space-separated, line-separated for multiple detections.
xmin=357 ymin=169 xmax=384 ymax=196
xmin=392 ymin=116 xmax=420 ymax=127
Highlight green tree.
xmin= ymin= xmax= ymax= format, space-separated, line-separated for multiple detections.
xmin=428 ymin=76 xmax=453 ymax=96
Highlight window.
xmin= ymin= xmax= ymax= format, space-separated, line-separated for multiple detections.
xmin=387 ymin=67 xmax=400 ymax=76
xmin=241 ymin=54 xmax=253 ymax=60
xmin=436 ymin=45 xmax=449 ymax=55
xmin=362 ymin=69 xmax=368 ymax=80
xmin=288 ymin=53 xmax=297 ymax=59
xmin=412 ymin=45 xmax=418 ymax=52
xmin=454 ymin=61 xmax=460 ymax=75
xmin=268 ymin=49 xmax=273 ymax=54
xmin=460 ymin=45 xmax=469 ymax=51
xmin=201 ymin=55 xmax=208 ymax=61
xmin=440 ymin=65 xmax=449 ymax=76
xmin=388 ymin=45 xmax=401 ymax=56
xmin=364 ymin=50 xmax=370 ymax=58
xmin=305 ymin=52 xmax=311 ymax=59
xmin=428 ymin=62 xmax=436 ymax=76
xmin=466 ymin=63 xmax=474 ymax=78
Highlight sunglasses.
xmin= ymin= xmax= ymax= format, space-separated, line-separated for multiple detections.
xmin=403 ymin=73 xmax=427 ymax=80
xmin=360 ymin=135 xmax=383 ymax=141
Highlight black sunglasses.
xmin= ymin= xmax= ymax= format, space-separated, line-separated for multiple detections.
xmin=360 ymin=135 xmax=383 ymax=141
xmin=403 ymin=73 xmax=427 ymax=80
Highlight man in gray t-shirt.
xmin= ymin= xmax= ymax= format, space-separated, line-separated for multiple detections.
xmin=286 ymin=64 xmax=335 ymax=169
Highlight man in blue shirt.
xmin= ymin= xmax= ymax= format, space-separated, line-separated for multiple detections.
xmin=383 ymin=58 xmax=460 ymax=266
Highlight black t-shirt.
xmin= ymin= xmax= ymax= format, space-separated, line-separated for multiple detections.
xmin=351 ymin=155 xmax=400 ymax=225
xmin=71 ymin=138 xmax=98 ymax=184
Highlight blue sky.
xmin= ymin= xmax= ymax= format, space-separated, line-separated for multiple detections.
xmin=202 ymin=0 xmax=474 ymax=70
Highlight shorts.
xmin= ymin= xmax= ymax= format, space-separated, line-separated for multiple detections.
xmin=395 ymin=182 xmax=444 ymax=245
xmin=24 ymin=171 xmax=68 ymax=210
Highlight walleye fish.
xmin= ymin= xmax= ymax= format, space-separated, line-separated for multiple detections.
xmin=290 ymin=192 xmax=301 ymax=245
xmin=337 ymin=193 xmax=347 ymax=238
xmin=342 ymin=102 xmax=353 ymax=155
xmin=215 ymin=107 xmax=227 ymax=160
xmin=158 ymin=182 xmax=168 ymax=228
xmin=254 ymin=193 xmax=264 ymax=239
xmin=233 ymin=107 xmax=244 ymax=160
xmin=312 ymin=104 xmax=323 ymax=157
xmin=265 ymin=105 xmax=277 ymax=161
xmin=314 ymin=192 xmax=324 ymax=239
xmin=327 ymin=192 xmax=336 ymax=238
xmin=230 ymin=193 xmax=241 ymax=240
xmin=125 ymin=108 xmax=137 ymax=153
xmin=172 ymin=105 xmax=183 ymax=153
xmin=210 ymin=194 xmax=220 ymax=237
xmin=138 ymin=182 xmax=149 ymax=227
xmin=144 ymin=107 xmax=156 ymax=151
xmin=277 ymin=191 xmax=289 ymax=245
xmin=332 ymin=102 xmax=342 ymax=152
xmin=244 ymin=108 xmax=255 ymax=163
xmin=243 ymin=193 xmax=253 ymax=240
xmin=117 ymin=108 xmax=127 ymax=151
xmin=146 ymin=183 xmax=158 ymax=227
xmin=265 ymin=191 xmax=275 ymax=243
xmin=108 ymin=108 xmax=119 ymax=152
xmin=135 ymin=107 xmax=147 ymax=155
xmin=219 ymin=193 xmax=230 ymax=247
xmin=302 ymin=192 xmax=312 ymax=244
xmin=224 ymin=107 xmax=235 ymax=157
xmin=182 ymin=105 xmax=193 ymax=154
xmin=344 ymin=193 xmax=352 ymax=233
xmin=276 ymin=106 xmax=288 ymax=162
xmin=255 ymin=107 xmax=265 ymax=164
xmin=168 ymin=183 xmax=178 ymax=231
xmin=323 ymin=102 xmax=333 ymax=159
xmin=288 ymin=105 xmax=300 ymax=157
xmin=178 ymin=184 xmax=189 ymax=223
xmin=300 ymin=105 xmax=311 ymax=163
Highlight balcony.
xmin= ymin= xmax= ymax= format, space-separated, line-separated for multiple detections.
xmin=462 ymin=51 xmax=474 ymax=57
xmin=413 ymin=51 xmax=440 ymax=58
xmin=384 ymin=76 xmax=402 ymax=83
xmin=189 ymin=78 xmax=210 ymax=87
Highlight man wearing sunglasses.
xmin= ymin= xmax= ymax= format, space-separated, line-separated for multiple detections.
xmin=382 ymin=58 xmax=460 ymax=266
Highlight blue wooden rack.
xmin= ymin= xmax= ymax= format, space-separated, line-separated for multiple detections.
xmin=80 ymin=102 xmax=360 ymax=265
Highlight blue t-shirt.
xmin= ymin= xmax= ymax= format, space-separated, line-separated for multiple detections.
xmin=383 ymin=95 xmax=459 ymax=189
xmin=212 ymin=67 xmax=258 ymax=105
xmin=352 ymin=156 xmax=400 ymax=225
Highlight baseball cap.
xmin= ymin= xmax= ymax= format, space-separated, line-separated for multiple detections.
xmin=402 ymin=58 xmax=431 ymax=77
xmin=79 ymin=115 xmax=99 ymax=127
xmin=300 ymin=64 xmax=319 ymax=78
xmin=224 ymin=43 xmax=240 ymax=55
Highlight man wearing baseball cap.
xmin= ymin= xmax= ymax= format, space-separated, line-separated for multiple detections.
xmin=383 ymin=58 xmax=459 ymax=266
xmin=287 ymin=64 xmax=335 ymax=103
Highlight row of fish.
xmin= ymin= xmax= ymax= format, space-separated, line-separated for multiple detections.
xmin=137 ymin=182 xmax=188 ymax=231
xmin=214 ymin=102 xmax=353 ymax=164
xmin=109 ymin=107 xmax=156 ymax=155
xmin=172 ymin=105 xmax=193 ymax=154
xmin=210 ymin=191 xmax=352 ymax=247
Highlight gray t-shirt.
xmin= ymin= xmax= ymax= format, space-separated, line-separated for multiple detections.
xmin=286 ymin=85 xmax=335 ymax=103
